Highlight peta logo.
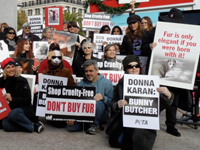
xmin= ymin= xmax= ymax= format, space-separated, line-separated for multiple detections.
xmin=135 ymin=119 xmax=148 ymax=125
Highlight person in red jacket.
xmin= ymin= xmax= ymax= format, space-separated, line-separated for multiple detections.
xmin=37 ymin=42 xmax=73 ymax=81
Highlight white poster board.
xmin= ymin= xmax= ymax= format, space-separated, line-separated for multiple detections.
xmin=93 ymin=34 xmax=124 ymax=45
xmin=0 ymin=40 xmax=9 ymax=63
xmin=118 ymin=0 xmax=149 ymax=4
xmin=149 ymin=22 xmax=200 ymax=90
xmin=123 ymin=74 xmax=160 ymax=130
xmin=45 ymin=86 xmax=96 ymax=123
xmin=32 ymin=41 xmax=49 ymax=59
xmin=36 ymin=74 xmax=68 ymax=117
xmin=28 ymin=15 xmax=43 ymax=38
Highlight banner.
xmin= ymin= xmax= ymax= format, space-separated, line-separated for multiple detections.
xmin=28 ymin=15 xmax=43 ymax=38
xmin=36 ymin=74 xmax=68 ymax=117
xmin=33 ymin=41 xmax=49 ymax=60
xmin=123 ymin=74 xmax=160 ymax=130
xmin=82 ymin=13 xmax=111 ymax=31
xmin=149 ymin=22 xmax=200 ymax=90
xmin=0 ymin=88 xmax=11 ymax=120
xmin=45 ymin=6 xmax=63 ymax=31
xmin=93 ymin=34 xmax=124 ymax=45
xmin=45 ymin=85 xmax=96 ymax=123
xmin=118 ymin=0 xmax=149 ymax=4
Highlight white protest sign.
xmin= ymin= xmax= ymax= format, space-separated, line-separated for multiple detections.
xmin=28 ymin=15 xmax=43 ymax=38
xmin=82 ymin=13 xmax=111 ymax=30
xmin=33 ymin=41 xmax=49 ymax=59
xmin=118 ymin=0 xmax=149 ymax=4
xmin=149 ymin=21 xmax=200 ymax=90
xmin=0 ymin=40 xmax=9 ymax=63
xmin=45 ymin=86 xmax=96 ymax=123
xmin=93 ymin=34 xmax=124 ymax=45
xmin=36 ymin=74 xmax=68 ymax=117
xmin=123 ymin=74 xmax=160 ymax=130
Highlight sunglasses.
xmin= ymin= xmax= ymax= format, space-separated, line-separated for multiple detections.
xmin=8 ymin=32 xmax=15 ymax=35
xmin=84 ymin=47 xmax=91 ymax=49
xmin=24 ymin=27 xmax=31 ymax=29
xmin=52 ymin=56 xmax=62 ymax=59
xmin=127 ymin=64 xmax=140 ymax=69
xmin=68 ymin=25 xmax=77 ymax=28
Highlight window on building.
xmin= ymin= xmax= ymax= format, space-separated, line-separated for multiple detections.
xmin=24 ymin=2 xmax=27 ymax=6
xmin=35 ymin=8 xmax=40 ymax=15
xmin=65 ymin=6 xmax=70 ymax=13
xmin=32 ymin=1 xmax=34 ymax=5
xmin=36 ymin=0 xmax=38 ymax=4
xmin=39 ymin=0 xmax=42 ymax=4
xmin=47 ymin=0 xmax=50 ymax=3
xmin=71 ymin=0 xmax=75 ymax=4
xmin=28 ymin=10 xmax=32 ymax=16
xmin=72 ymin=7 xmax=76 ymax=13
xmin=78 ymin=9 xmax=82 ymax=14
xmin=77 ymin=0 xmax=81 ymax=5
xmin=43 ymin=8 xmax=45 ymax=14
xmin=29 ymin=1 xmax=32 ymax=6
xmin=44 ymin=0 xmax=46 ymax=4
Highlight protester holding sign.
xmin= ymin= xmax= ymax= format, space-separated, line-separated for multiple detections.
xmin=67 ymin=60 xmax=113 ymax=134
xmin=3 ymin=27 xmax=19 ymax=51
xmin=0 ymin=58 xmax=35 ymax=132
xmin=72 ymin=42 xmax=98 ymax=77
xmin=111 ymin=26 xmax=123 ymax=35
xmin=106 ymin=55 xmax=174 ymax=150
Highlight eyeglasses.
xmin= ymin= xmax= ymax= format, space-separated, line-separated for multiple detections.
xmin=24 ymin=27 xmax=31 ymax=29
xmin=68 ymin=25 xmax=77 ymax=28
xmin=84 ymin=47 xmax=91 ymax=49
xmin=52 ymin=56 xmax=62 ymax=59
xmin=8 ymin=32 xmax=15 ymax=35
xmin=127 ymin=64 xmax=140 ymax=69
xmin=142 ymin=22 xmax=148 ymax=24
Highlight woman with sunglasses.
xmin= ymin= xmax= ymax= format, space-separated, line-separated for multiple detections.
xmin=3 ymin=27 xmax=19 ymax=51
xmin=72 ymin=42 xmax=98 ymax=77
xmin=107 ymin=55 xmax=174 ymax=150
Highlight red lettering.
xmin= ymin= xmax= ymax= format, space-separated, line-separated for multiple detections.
xmin=47 ymin=101 xmax=51 ymax=111
xmin=68 ymin=102 xmax=71 ymax=112
xmin=62 ymin=102 xmax=66 ymax=112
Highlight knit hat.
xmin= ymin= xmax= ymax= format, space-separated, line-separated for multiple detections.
xmin=49 ymin=42 xmax=60 ymax=51
xmin=127 ymin=15 xmax=141 ymax=25
xmin=22 ymin=22 xmax=31 ymax=28
xmin=15 ymin=61 xmax=23 ymax=67
xmin=159 ymin=8 xmax=185 ymax=23
xmin=1 ymin=58 xmax=15 ymax=69
xmin=122 ymin=55 xmax=140 ymax=70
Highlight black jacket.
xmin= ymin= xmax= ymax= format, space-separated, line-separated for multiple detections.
xmin=0 ymin=76 xmax=34 ymax=119
xmin=18 ymin=32 xmax=41 ymax=43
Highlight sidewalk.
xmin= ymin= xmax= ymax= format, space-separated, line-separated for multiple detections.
xmin=0 ymin=110 xmax=200 ymax=150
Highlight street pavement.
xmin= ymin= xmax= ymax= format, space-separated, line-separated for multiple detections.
xmin=0 ymin=110 xmax=200 ymax=150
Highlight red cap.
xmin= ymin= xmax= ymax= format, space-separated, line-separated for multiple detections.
xmin=1 ymin=58 xmax=15 ymax=70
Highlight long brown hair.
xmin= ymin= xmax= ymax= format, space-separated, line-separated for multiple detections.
xmin=142 ymin=16 xmax=153 ymax=31
xmin=14 ymin=38 xmax=33 ymax=58
xmin=126 ymin=21 xmax=144 ymax=41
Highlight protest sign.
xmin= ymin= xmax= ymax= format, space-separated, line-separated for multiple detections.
xmin=28 ymin=15 xmax=43 ymax=38
xmin=0 ymin=40 xmax=9 ymax=63
xmin=82 ymin=13 xmax=111 ymax=31
xmin=123 ymin=74 xmax=160 ymax=130
xmin=118 ymin=0 xmax=149 ymax=4
xmin=0 ymin=88 xmax=11 ymax=120
xmin=93 ymin=34 xmax=124 ymax=45
xmin=36 ymin=74 xmax=68 ymax=117
xmin=33 ymin=41 xmax=49 ymax=60
xmin=45 ymin=85 xmax=96 ymax=123
xmin=13 ymin=58 xmax=34 ymax=74
xmin=149 ymin=22 xmax=200 ymax=90
xmin=45 ymin=6 xmax=63 ymax=31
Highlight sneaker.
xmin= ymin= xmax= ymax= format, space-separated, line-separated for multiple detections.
xmin=166 ymin=127 xmax=181 ymax=137
xmin=34 ymin=121 xmax=44 ymax=133
xmin=86 ymin=126 xmax=100 ymax=135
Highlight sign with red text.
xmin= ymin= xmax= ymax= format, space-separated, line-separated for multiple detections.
xmin=149 ymin=22 xmax=200 ymax=90
xmin=36 ymin=74 xmax=68 ymax=117
xmin=0 ymin=88 xmax=11 ymax=120
xmin=118 ymin=0 xmax=149 ymax=4
xmin=123 ymin=74 xmax=160 ymax=130
xmin=93 ymin=34 xmax=124 ymax=45
xmin=82 ymin=13 xmax=111 ymax=31
xmin=45 ymin=85 xmax=96 ymax=123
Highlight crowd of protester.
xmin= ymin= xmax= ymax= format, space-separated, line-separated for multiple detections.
xmin=0 ymin=0 xmax=196 ymax=149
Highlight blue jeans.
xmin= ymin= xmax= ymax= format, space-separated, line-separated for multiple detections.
xmin=2 ymin=108 xmax=34 ymax=132
xmin=67 ymin=101 xmax=109 ymax=131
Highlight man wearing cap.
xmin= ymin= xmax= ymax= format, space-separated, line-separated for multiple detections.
xmin=37 ymin=42 xmax=73 ymax=81
xmin=142 ymin=8 xmax=187 ymax=137
xmin=18 ymin=22 xmax=41 ymax=43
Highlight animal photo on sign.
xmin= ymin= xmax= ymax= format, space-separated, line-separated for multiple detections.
xmin=13 ymin=58 xmax=34 ymax=74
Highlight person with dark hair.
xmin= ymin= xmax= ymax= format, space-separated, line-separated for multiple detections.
xmin=4 ymin=27 xmax=19 ymax=51
xmin=106 ymin=55 xmax=174 ymax=150
xmin=111 ymin=26 xmax=123 ymax=35
xmin=99 ymin=25 xmax=111 ymax=34
xmin=0 ymin=58 xmax=35 ymax=132
xmin=141 ymin=16 xmax=153 ymax=31
xmin=67 ymin=59 xmax=113 ymax=134
xmin=63 ymin=21 xmax=69 ymax=32
xmin=0 ymin=22 xmax=9 ymax=33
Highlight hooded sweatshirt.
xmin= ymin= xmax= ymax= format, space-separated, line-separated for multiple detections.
xmin=78 ymin=74 xmax=113 ymax=107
